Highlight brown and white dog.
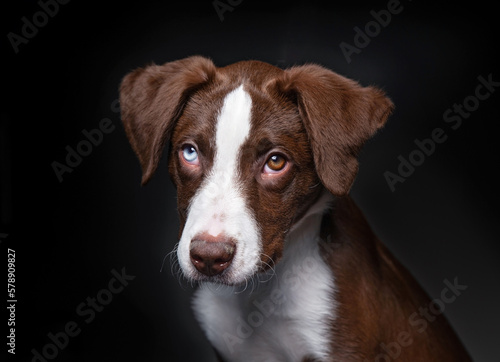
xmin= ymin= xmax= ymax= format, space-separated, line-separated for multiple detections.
xmin=119 ymin=56 xmax=471 ymax=361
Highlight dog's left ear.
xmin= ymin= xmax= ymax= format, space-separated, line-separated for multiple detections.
xmin=273 ymin=64 xmax=394 ymax=196
xmin=119 ymin=56 xmax=216 ymax=185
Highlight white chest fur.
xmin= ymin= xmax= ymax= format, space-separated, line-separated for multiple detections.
xmin=192 ymin=196 xmax=336 ymax=361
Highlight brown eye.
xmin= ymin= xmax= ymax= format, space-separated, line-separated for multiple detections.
xmin=264 ymin=154 xmax=287 ymax=173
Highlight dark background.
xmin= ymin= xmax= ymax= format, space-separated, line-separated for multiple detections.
xmin=2 ymin=1 xmax=499 ymax=361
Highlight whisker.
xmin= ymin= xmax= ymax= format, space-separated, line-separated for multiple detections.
xmin=161 ymin=242 xmax=191 ymax=290
xmin=235 ymin=276 xmax=249 ymax=294
xmin=160 ymin=254 xmax=169 ymax=273
xmin=161 ymin=245 xmax=177 ymax=273
xmin=250 ymin=274 xmax=258 ymax=293
xmin=161 ymin=243 xmax=178 ymax=273
xmin=257 ymin=253 xmax=277 ymax=284
xmin=207 ymin=281 xmax=219 ymax=293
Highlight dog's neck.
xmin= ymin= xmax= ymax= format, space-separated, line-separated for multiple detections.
xmin=264 ymin=190 xmax=334 ymax=283
xmin=287 ymin=190 xmax=334 ymax=247
xmin=192 ymin=191 xmax=337 ymax=361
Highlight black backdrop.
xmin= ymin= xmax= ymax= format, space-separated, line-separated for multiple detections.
xmin=2 ymin=1 xmax=499 ymax=361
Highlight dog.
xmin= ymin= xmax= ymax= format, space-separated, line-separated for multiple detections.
xmin=119 ymin=56 xmax=471 ymax=361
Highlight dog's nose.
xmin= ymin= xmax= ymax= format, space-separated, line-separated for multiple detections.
xmin=190 ymin=235 xmax=236 ymax=276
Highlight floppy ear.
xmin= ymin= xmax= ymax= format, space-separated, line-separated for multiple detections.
xmin=274 ymin=64 xmax=394 ymax=196
xmin=119 ymin=56 xmax=216 ymax=184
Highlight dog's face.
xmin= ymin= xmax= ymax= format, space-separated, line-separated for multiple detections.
xmin=120 ymin=56 xmax=393 ymax=285
xmin=168 ymin=81 xmax=321 ymax=284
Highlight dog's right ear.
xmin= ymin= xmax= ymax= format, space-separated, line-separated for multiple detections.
xmin=271 ymin=64 xmax=393 ymax=196
xmin=119 ymin=56 xmax=216 ymax=185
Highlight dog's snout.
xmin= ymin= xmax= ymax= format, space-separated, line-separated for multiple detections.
xmin=190 ymin=235 xmax=236 ymax=276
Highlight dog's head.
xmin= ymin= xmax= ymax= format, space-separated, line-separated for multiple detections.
xmin=120 ymin=56 xmax=393 ymax=284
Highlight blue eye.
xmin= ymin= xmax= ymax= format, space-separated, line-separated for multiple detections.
xmin=181 ymin=145 xmax=199 ymax=164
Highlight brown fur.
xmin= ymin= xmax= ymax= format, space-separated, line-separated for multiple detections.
xmin=323 ymin=197 xmax=470 ymax=361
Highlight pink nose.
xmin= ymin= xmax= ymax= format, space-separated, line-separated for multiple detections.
xmin=190 ymin=235 xmax=236 ymax=276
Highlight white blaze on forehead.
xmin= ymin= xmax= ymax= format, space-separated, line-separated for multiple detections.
xmin=215 ymin=84 xmax=252 ymax=171
xmin=177 ymin=84 xmax=261 ymax=282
